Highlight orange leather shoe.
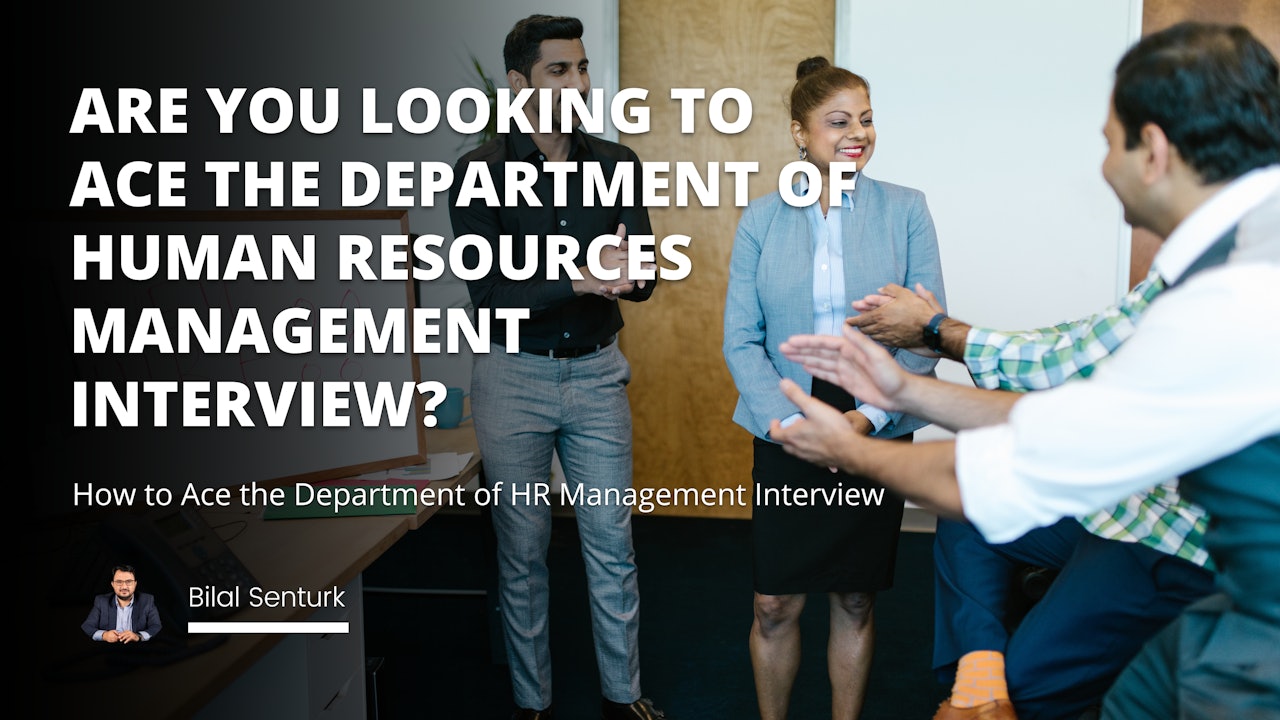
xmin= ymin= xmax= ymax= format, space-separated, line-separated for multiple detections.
xmin=932 ymin=698 xmax=1017 ymax=720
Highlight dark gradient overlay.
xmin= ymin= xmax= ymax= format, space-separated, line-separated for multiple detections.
xmin=33 ymin=2 xmax=489 ymax=717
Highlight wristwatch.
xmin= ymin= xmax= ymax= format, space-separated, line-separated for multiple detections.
xmin=923 ymin=312 xmax=947 ymax=353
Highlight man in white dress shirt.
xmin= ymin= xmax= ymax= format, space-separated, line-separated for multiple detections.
xmin=770 ymin=21 xmax=1280 ymax=719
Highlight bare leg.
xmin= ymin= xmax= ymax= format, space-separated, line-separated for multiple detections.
xmin=828 ymin=591 xmax=876 ymax=720
xmin=751 ymin=592 xmax=807 ymax=720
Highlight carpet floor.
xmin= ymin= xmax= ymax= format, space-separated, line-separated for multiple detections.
xmin=363 ymin=512 xmax=948 ymax=719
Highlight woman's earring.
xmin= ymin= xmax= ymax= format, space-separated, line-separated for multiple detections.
xmin=798 ymin=146 xmax=808 ymax=161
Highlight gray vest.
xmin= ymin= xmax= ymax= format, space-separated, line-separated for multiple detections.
xmin=1178 ymin=437 xmax=1280 ymax=624
xmin=1168 ymin=226 xmax=1279 ymax=623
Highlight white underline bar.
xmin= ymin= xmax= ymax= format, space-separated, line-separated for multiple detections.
xmin=188 ymin=621 xmax=349 ymax=634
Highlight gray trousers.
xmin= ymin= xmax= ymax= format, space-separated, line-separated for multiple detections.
xmin=472 ymin=344 xmax=641 ymax=709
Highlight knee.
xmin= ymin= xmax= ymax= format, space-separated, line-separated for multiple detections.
xmin=833 ymin=592 xmax=876 ymax=626
xmin=753 ymin=593 xmax=804 ymax=635
xmin=494 ymin=523 xmax=551 ymax=566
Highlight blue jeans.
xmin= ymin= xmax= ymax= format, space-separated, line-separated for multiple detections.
xmin=472 ymin=344 xmax=641 ymax=709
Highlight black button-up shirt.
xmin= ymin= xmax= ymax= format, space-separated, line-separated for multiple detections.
xmin=448 ymin=129 xmax=656 ymax=352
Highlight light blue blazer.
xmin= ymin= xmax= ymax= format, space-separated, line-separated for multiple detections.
xmin=723 ymin=175 xmax=946 ymax=441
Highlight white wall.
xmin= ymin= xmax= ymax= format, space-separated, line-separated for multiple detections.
xmin=837 ymin=0 xmax=1143 ymax=441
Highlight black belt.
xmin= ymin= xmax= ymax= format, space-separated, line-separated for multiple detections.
xmin=521 ymin=335 xmax=615 ymax=359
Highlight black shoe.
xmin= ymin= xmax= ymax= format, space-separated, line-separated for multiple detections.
xmin=602 ymin=697 xmax=668 ymax=720
xmin=511 ymin=707 xmax=552 ymax=720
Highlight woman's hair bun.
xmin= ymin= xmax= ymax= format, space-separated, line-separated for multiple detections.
xmin=796 ymin=56 xmax=832 ymax=80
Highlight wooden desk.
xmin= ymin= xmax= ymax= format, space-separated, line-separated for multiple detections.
xmin=35 ymin=423 xmax=480 ymax=720
xmin=409 ymin=422 xmax=483 ymax=529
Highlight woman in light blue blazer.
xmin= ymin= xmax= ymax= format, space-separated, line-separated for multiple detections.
xmin=723 ymin=57 xmax=945 ymax=720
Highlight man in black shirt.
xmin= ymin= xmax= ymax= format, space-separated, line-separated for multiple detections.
xmin=448 ymin=15 xmax=667 ymax=720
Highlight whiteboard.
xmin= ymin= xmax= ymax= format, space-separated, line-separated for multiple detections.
xmin=836 ymin=0 xmax=1143 ymax=440
xmin=57 ymin=211 xmax=426 ymax=489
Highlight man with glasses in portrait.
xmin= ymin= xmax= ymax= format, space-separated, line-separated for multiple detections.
xmin=81 ymin=564 xmax=162 ymax=643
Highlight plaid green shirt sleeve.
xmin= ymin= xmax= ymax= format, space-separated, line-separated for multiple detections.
xmin=962 ymin=270 xmax=1212 ymax=568
xmin=965 ymin=272 xmax=1163 ymax=391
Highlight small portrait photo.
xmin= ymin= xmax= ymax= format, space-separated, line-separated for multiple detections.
xmin=80 ymin=564 xmax=162 ymax=644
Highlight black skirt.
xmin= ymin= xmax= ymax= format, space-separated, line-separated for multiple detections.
xmin=751 ymin=378 xmax=907 ymax=595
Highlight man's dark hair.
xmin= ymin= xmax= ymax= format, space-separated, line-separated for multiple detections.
xmin=503 ymin=14 xmax=584 ymax=80
xmin=111 ymin=564 xmax=137 ymax=579
xmin=1114 ymin=22 xmax=1280 ymax=184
